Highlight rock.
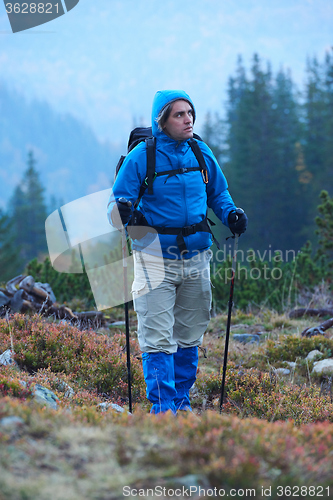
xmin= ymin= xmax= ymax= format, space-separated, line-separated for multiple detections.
xmin=233 ymin=334 xmax=260 ymax=344
xmin=0 ymin=416 xmax=24 ymax=428
xmin=312 ymin=359 xmax=333 ymax=375
xmin=274 ymin=368 xmax=290 ymax=376
xmin=56 ymin=380 xmax=75 ymax=398
xmin=110 ymin=403 xmax=126 ymax=413
xmin=97 ymin=402 xmax=109 ymax=412
xmin=306 ymin=350 xmax=324 ymax=361
xmin=284 ymin=361 xmax=296 ymax=369
xmin=97 ymin=402 xmax=130 ymax=414
xmin=109 ymin=321 xmax=126 ymax=327
xmin=189 ymin=383 xmax=199 ymax=397
xmin=0 ymin=349 xmax=17 ymax=366
xmin=33 ymin=384 xmax=59 ymax=410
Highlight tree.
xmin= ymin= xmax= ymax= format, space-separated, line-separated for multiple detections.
xmin=223 ymin=54 xmax=306 ymax=252
xmin=304 ymin=49 xmax=333 ymax=203
xmin=9 ymin=151 xmax=48 ymax=264
xmin=304 ymin=56 xmax=326 ymax=199
xmin=201 ymin=52 xmax=332 ymax=253
xmin=272 ymin=69 xmax=313 ymax=244
xmin=323 ymin=50 xmax=333 ymax=192
xmin=315 ymin=190 xmax=333 ymax=271
xmin=0 ymin=209 xmax=22 ymax=282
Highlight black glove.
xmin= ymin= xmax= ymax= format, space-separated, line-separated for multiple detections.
xmin=127 ymin=209 xmax=150 ymax=240
xmin=111 ymin=198 xmax=132 ymax=229
xmin=228 ymin=208 xmax=248 ymax=235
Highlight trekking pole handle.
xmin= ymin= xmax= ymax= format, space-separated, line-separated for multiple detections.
xmin=229 ymin=207 xmax=244 ymax=238
xmin=234 ymin=207 xmax=244 ymax=218
xmin=118 ymin=197 xmax=132 ymax=208
xmin=234 ymin=207 xmax=244 ymax=236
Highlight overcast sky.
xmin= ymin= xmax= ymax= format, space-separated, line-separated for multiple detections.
xmin=0 ymin=0 xmax=332 ymax=144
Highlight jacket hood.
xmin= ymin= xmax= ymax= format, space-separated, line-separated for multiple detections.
xmin=151 ymin=90 xmax=196 ymax=137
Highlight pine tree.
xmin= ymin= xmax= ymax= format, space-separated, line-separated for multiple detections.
xmin=224 ymin=54 xmax=305 ymax=252
xmin=302 ymin=49 xmax=333 ymax=243
xmin=0 ymin=209 xmax=22 ymax=282
xmin=9 ymin=151 xmax=48 ymax=264
xmin=315 ymin=190 xmax=333 ymax=270
xmin=304 ymin=56 xmax=327 ymax=197
xmin=323 ymin=50 xmax=333 ymax=193
xmin=272 ymin=69 xmax=312 ymax=244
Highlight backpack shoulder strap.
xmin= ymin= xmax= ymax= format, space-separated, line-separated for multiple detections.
xmin=188 ymin=138 xmax=208 ymax=184
xmin=133 ymin=136 xmax=155 ymax=208
xmin=145 ymin=136 xmax=156 ymax=195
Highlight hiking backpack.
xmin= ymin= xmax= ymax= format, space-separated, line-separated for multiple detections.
xmin=114 ymin=126 xmax=220 ymax=252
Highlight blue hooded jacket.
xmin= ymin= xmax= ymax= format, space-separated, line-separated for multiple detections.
xmin=107 ymin=90 xmax=236 ymax=259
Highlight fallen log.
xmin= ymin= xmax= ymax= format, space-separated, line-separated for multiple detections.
xmin=0 ymin=291 xmax=10 ymax=306
xmin=1 ymin=273 xmax=105 ymax=329
xmin=10 ymin=290 xmax=38 ymax=313
xmin=19 ymin=275 xmax=35 ymax=293
xmin=301 ymin=317 xmax=333 ymax=337
xmin=47 ymin=305 xmax=78 ymax=321
xmin=289 ymin=308 xmax=333 ymax=319
xmin=6 ymin=275 xmax=24 ymax=296
xmin=2 ymin=275 xmax=54 ymax=314
xmin=29 ymin=287 xmax=53 ymax=307
xmin=20 ymin=276 xmax=51 ymax=303
xmin=45 ymin=306 xmax=105 ymax=327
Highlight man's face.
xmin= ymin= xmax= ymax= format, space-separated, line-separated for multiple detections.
xmin=163 ymin=100 xmax=194 ymax=141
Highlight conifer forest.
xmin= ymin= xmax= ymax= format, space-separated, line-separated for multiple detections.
xmin=1 ymin=51 xmax=332 ymax=306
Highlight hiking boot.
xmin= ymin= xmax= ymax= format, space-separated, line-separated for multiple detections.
xmin=142 ymin=352 xmax=177 ymax=415
xmin=173 ymin=346 xmax=198 ymax=412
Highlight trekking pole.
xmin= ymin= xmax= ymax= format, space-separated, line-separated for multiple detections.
xmin=219 ymin=209 xmax=244 ymax=413
xmin=119 ymin=198 xmax=133 ymax=413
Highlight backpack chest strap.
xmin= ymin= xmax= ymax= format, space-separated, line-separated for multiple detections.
xmin=156 ymin=166 xmax=203 ymax=183
xmin=134 ymin=138 xmax=209 ymax=208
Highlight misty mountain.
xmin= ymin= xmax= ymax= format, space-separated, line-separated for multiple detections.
xmin=0 ymin=82 xmax=123 ymax=211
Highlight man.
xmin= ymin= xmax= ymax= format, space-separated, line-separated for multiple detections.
xmin=107 ymin=90 xmax=247 ymax=414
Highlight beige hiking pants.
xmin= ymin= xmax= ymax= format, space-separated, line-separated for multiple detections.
xmin=131 ymin=249 xmax=212 ymax=354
